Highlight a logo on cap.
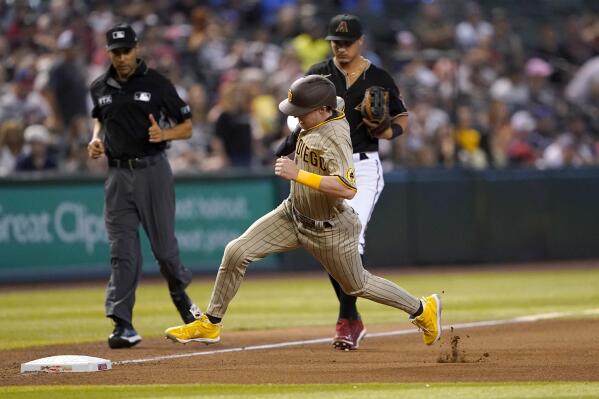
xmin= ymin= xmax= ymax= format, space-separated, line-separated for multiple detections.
xmin=288 ymin=89 xmax=293 ymax=103
xmin=112 ymin=31 xmax=125 ymax=39
xmin=336 ymin=21 xmax=349 ymax=33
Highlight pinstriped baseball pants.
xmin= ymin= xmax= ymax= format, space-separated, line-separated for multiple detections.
xmin=207 ymin=199 xmax=420 ymax=318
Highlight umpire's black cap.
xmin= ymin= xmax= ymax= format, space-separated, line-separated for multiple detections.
xmin=279 ymin=75 xmax=337 ymax=117
xmin=325 ymin=14 xmax=363 ymax=41
xmin=106 ymin=23 xmax=138 ymax=51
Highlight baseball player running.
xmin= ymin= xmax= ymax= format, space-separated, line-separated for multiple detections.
xmin=164 ymin=75 xmax=441 ymax=347
xmin=276 ymin=14 xmax=410 ymax=350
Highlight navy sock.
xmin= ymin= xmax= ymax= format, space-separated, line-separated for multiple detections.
xmin=329 ymin=274 xmax=359 ymax=320
xmin=411 ymin=301 xmax=424 ymax=318
xmin=207 ymin=314 xmax=222 ymax=324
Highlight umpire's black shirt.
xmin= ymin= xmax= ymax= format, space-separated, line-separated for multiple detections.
xmin=307 ymin=58 xmax=407 ymax=153
xmin=90 ymin=59 xmax=191 ymax=159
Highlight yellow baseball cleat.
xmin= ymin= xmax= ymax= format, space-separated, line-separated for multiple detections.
xmin=410 ymin=294 xmax=442 ymax=345
xmin=165 ymin=314 xmax=221 ymax=344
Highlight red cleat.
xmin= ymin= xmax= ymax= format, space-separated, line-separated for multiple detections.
xmin=332 ymin=318 xmax=353 ymax=350
xmin=349 ymin=318 xmax=367 ymax=349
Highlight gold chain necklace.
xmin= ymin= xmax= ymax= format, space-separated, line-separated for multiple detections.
xmin=346 ymin=58 xmax=367 ymax=77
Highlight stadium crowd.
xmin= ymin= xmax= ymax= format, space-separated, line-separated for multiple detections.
xmin=0 ymin=0 xmax=598 ymax=175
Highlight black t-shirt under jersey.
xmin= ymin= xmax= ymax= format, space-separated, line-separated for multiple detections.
xmin=307 ymin=58 xmax=407 ymax=153
xmin=90 ymin=60 xmax=191 ymax=159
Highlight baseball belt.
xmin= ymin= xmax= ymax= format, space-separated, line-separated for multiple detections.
xmin=291 ymin=204 xmax=333 ymax=230
xmin=108 ymin=152 xmax=165 ymax=170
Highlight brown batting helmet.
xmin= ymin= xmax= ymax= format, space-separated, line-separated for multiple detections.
xmin=279 ymin=75 xmax=337 ymax=117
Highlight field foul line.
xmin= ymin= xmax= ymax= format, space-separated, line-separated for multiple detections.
xmin=116 ymin=308 xmax=599 ymax=366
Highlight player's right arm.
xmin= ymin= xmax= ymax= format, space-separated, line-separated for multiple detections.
xmin=315 ymin=172 xmax=356 ymax=199
xmin=275 ymin=156 xmax=356 ymax=199
xmin=88 ymin=118 xmax=105 ymax=159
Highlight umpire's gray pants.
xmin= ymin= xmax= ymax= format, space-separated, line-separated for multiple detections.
xmin=104 ymin=154 xmax=192 ymax=324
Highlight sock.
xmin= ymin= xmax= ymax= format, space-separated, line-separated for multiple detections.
xmin=207 ymin=314 xmax=222 ymax=324
xmin=411 ymin=301 xmax=424 ymax=318
xmin=339 ymin=291 xmax=359 ymax=320
xmin=329 ymin=274 xmax=359 ymax=320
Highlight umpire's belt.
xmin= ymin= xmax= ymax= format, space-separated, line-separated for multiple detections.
xmin=108 ymin=152 xmax=164 ymax=170
xmin=292 ymin=205 xmax=333 ymax=230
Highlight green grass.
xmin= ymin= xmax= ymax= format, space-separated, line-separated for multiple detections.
xmin=1 ymin=267 xmax=598 ymax=349
xmin=2 ymin=383 xmax=599 ymax=399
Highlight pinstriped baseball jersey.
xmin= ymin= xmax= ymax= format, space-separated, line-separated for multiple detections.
xmin=291 ymin=113 xmax=356 ymax=220
xmin=206 ymin=111 xmax=421 ymax=321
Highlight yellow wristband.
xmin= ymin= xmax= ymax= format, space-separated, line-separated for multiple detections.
xmin=296 ymin=170 xmax=322 ymax=190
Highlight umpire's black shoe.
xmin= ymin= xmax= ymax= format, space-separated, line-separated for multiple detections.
xmin=108 ymin=326 xmax=142 ymax=349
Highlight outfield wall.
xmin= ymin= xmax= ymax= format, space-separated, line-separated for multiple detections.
xmin=0 ymin=172 xmax=279 ymax=282
xmin=362 ymin=168 xmax=599 ymax=267
xmin=1 ymin=168 xmax=598 ymax=282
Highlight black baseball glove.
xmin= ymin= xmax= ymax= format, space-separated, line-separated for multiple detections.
xmin=359 ymin=86 xmax=391 ymax=137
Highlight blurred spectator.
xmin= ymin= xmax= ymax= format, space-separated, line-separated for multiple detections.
xmin=455 ymin=104 xmax=488 ymax=169
xmin=489 ymin=8 xmax=523 ymax=70
xmin=168 ymin=83 xmax=212 ymax=173
xmin=542 ymin=114 xmax=596 ymax=168
xmin=541 ymin=134 xmax=576 ymax=168
xmin=15 ymin=124 xmax=58 ymax=172
xmin=561 ymin=15 xmax=594 ymax=67
xmin=457 ymin=47 xmax=497 ymax=116
xmin=535 ymin=19 xmax=577 ymax=85
xmin=0 ymin=67 xmax=49 ymax=125
xmin=455 ymin=2 xmax=493 ymax=50
xmin=507 ymin=110 xmax=537 ymax=167
xmin=261 ymin=0 xmax=297 ymax=27
xmin=402 ymin=97 xmax=451 ymax=167
xmin=208 ymin=78 xmax=253 ymax=169
xmin=0 ymin=0 xmax=597 ymax=175
xmin=239 ymin=68 xmax=279 ymax=165
xmin=393 ymin=30 xmax=418 ymax=70
xmin=187 ymin=7 xmax=209 ymax=52
xmin=487 ymin=99 xmax=512 ymax=168
xmin=540 ymin=130 xmax=594 ymax=169
xmin=489 ymin=64 xmax=529 ymax=107
xmin=412 ymin=1 xmax=454 ymax=51
xmin=43 ymin=29 xmax=88 ymax=139
xmin=0 ymin=119 xmax=25 ymax=175
xmin=270 ymin=4 xmax=300 ymax=45
xmin=525 ymin=58 xmax=557 ymax=112
xmin=61 ymin=116 xmax=106 ymax=174
xmin=242 ymin=28 xmax=282 ymax=75
xmin=291 ymin=18 xmax=329 ymax=72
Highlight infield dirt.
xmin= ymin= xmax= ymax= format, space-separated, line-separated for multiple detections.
xmin=2 ymin=318 xmax=598 ymax=385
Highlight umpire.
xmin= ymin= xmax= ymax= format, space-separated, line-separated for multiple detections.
xmin=88 ymin=23 xmax=196 ymax=349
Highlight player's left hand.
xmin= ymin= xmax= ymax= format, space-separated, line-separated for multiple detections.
xmin=148 ymin=114 xmax=165 ymax=142
xmin=362 ymin=118 xmax=390 ymax=138
xmin=274 ymin=156 xmax=299 ymax=181
xmin=362 ymin=118 xmax=378 ymax=130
